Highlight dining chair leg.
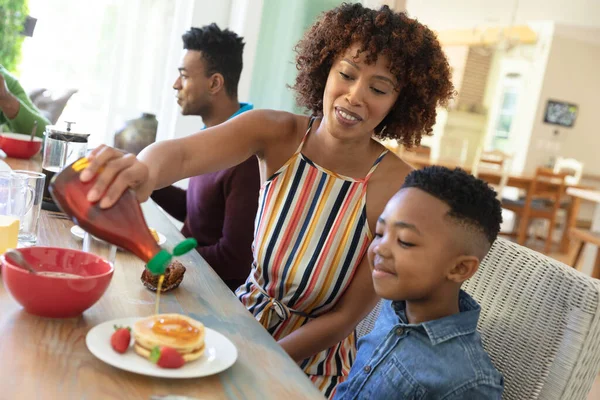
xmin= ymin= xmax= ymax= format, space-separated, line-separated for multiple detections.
xmin=517 ymin=214 xmax=530 ymax=245
xmin=545 ymin=217 xmax=558 ymax=254
xmin=572 ymin=241 xmax=585 ymax=269
xmin=512 ymin=214 xmax=520 ymax=234
xmin=592 ymin=249 xmax=600 ymax=280
xmin=561 ymin=197 xmax=581 ymax=253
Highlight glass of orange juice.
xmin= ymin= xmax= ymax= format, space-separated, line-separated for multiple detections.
xmin=0 ymin=215 xmax=19 ymax=254
xmin=0 ymin=171 xmax=34 ymax=254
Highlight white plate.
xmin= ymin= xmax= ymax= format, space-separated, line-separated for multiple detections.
xmin=71 ymin=225 xmax=166 ymax=246
xmin=86 ymin=317 xmax=238 ymax=378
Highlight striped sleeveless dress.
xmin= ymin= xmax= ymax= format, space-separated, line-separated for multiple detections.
xmin=236 ymin=117 xmax=388 ymax=398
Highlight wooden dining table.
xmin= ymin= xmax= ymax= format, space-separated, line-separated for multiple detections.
xmin=401 ymin=153 xmax=589 ymax=253
xmin=2 ymin=156 xmax=323 ymax=400
xmin=566 ymin=187 xmax=600 ymax=278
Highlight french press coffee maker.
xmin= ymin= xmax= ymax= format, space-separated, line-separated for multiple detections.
xmin=41 ymin=121 xmax=90 ymax=211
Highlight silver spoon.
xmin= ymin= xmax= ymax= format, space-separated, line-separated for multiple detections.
xmin=4 ymin=250 xmax=82 ymax=278
xmin=4 ymin=249 xmax=38 ymax=273
xmin=29 ymin=121 xmax=38 ymax=141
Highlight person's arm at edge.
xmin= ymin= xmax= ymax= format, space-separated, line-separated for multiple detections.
xmin=0 ymin=68 xmax=50 ymax=137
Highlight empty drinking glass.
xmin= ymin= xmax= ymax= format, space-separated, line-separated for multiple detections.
xmin=0 ymin=171 xmax=37 ymax=248
xmin=12 ymin=170 xmax=45 ymax=246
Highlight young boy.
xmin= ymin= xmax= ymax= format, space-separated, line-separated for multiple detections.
xmin=335 ymin=166 xmax=504 ymax=399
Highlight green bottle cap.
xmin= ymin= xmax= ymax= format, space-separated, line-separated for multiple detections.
xmin=147 ymin=249 xmax=172 ymax=275
xmin=172 ymin=238 xmax=198 ymax=256
xmin=146 ymin=239 xmax=196 ymax=275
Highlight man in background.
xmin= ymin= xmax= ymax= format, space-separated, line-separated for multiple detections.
xmin=151 ymin=24 xmax=259 ymax=292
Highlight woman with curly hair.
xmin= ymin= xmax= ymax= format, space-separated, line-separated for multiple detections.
xmin=81 ymin=3 xmax=453 ymax=397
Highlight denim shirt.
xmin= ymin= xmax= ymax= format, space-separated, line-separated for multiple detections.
xmin=335 ymin=291 xmax=503 ymax=400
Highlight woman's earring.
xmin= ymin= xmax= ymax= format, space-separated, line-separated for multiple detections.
xmin=380 ymin=126 xmax=387 ymax=135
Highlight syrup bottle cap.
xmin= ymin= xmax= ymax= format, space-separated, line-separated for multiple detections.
xmin=146 ymin=238 xmax=198 ymax=275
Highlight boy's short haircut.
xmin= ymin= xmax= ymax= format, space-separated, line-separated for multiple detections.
xmin=402 ymin=166 xmax=503 ymax=257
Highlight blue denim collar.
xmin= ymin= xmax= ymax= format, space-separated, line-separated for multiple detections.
xmin=391 ymin=290 xmax=480 ymax=345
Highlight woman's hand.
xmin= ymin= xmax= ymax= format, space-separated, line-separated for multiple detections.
xmin=80 ymin=145 xmax=155 ymax=208
xmin=278 ymin=255 xmax=379 ymax=363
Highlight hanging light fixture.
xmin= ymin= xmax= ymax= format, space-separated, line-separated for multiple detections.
xmin=471 ymin=0 xmax=523 ymax=56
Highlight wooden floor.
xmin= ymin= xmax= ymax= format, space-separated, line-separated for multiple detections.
xmin=515 ymin=237 xmax=600 ymax=400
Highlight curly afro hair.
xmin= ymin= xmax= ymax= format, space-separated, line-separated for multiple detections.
xmin=402 ymin=166 xmax=502 ymax=246
xmin=293 ymin=3 xmax=454 ymax=148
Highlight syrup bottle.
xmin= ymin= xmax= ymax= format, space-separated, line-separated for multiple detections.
xmin=49 ymin=157 xmax=196 ymax=275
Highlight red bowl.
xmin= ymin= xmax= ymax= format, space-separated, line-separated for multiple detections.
xmin=0 ymin=133 xmax=43 ymax=159
xmin=1 ymin=247 xmax=114 ymax=318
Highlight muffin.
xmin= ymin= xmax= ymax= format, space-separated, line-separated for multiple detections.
xmin=141 ymin=260 xmax=186 ymax=292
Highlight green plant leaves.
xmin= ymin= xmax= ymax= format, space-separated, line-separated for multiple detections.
xmin=0 ymin=0 xmax=29 ymax=72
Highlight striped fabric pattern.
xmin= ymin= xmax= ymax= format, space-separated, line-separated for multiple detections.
xmin=236 ymin=118 xmax=388 ymax=398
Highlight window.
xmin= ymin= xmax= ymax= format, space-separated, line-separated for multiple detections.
xmin=493 ymin=74 xmax=521 ymax=140
xmin=18 ymin=0 xmax=175 ymax=147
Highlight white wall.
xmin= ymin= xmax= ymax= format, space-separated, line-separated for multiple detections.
xmin=363 ymin=0 xmax=406 ymax=10
xmin=229 ymin=0 xmax=264 ymax=105
xmin=405 ymin=0 xmax=600 ymax=31
xmin=523 ymin=29 xmax=600 ymax=173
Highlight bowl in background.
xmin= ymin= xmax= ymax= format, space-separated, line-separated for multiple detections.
xmin=0 ymin=133 xmax=43 ymax=159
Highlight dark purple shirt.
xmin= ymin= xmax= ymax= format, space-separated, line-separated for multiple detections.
xmin=152 ymin=157 xmax=259 ymax=291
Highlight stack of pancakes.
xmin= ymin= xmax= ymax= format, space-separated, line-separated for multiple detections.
xmin=132 ymin=313 xmax=205 ymax=362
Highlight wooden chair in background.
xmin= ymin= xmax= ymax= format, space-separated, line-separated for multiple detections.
xmin=552 ymin=157 xmax=584 ymax=238
xmin=410 ymin=145 xmax=431 ymax=159
xmin=554 ymin=157 xmax=584 ymax=186
xmin=437 ymin=137 xmax=469 ymax=167
xmin=472 ymin=149 xmax=512 ymax=199
xmin=401 ymin=144 xmax=431 ymax=159
xmin=501 ymin=167 xmax=569 ymax=253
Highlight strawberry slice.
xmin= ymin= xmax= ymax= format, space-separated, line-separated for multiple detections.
xmin=150 ymin=346 xmax=185 ymax=369
xmin=110 ymin=325 xmax=131 ymax=354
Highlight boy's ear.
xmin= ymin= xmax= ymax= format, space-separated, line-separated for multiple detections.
xmin=447 ymin=256 xmax=480 ymax=284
